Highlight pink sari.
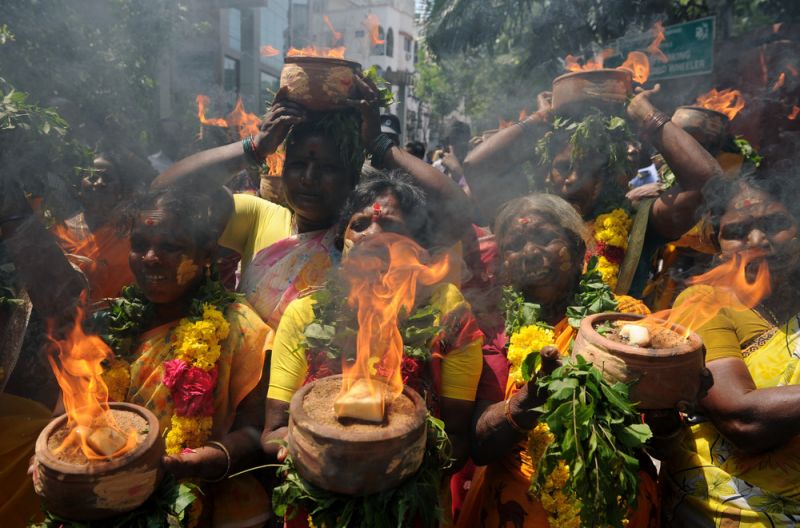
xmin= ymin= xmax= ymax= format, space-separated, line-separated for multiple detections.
xmin=239 ymin=228 xmax=340 ymax=331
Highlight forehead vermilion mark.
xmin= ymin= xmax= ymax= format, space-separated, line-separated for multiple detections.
xmin=517 ymin=217 xmax=531 ymax=225
xmin=140 ymin=210 xmax=166 ymax=226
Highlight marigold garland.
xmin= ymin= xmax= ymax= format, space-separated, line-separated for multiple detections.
xmin=507 ymin=324 xmax=555 ymax=385
xmin=588 ymin=208 xmax=632 ymax=290
xmin=539 ymin=460 xmax=582 ymax=528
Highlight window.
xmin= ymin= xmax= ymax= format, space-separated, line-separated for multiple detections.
xmin=259 ymin=2 xmax=288 ymax=68
xmin=371 ymin=26 xmax=385 ymax=56
xmin=224 ymin=56 xmax=240 ymax=94
xmin=404 ymin=36 xmax=412 ymax=53
xmin=386 ymin=28 xmax=394 ymax=57
xmin=227 ymin=9 xmax=241 ymax=51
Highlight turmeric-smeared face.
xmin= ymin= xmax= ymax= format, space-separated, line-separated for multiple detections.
xmin=718 ymin=184 xmax=800 ymax=282
xmin=128 ymin=208 xmax=207 ymax=305
xmin=498 ymin=213 xmax=579 ymax=305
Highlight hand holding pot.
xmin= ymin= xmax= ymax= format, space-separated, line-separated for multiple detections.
xmin=347 ymin=74 xmax=381 ymax=147
xmin=254 ymin=87 xmax=308 ymax=158
xmin=535 ymin=90 xmax=553 ymax=121
xmin=627 ymin=84 xmax=663 ymax=131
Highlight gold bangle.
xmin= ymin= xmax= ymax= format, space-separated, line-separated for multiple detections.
xmin=504 ymin=396 xmax=529 ymax=434
xmin=205 ymin=440 xmax=231 ymax=482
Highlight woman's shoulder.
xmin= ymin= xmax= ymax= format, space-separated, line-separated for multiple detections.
xmin=428 ymin=282 xmax=467 ymax=312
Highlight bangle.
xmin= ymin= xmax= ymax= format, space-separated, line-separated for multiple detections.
xmin=642 ymin=111 xmax=671 ymax=141
xmin=242 ymin=135 xmax=268 ymax=172
xmin=504 ymin=396 xmax=530 ymax=434
xmin=368 ymin=133 xmax=394 ymax=169
xmin=205 ymin=440 xmax=231 ymax=482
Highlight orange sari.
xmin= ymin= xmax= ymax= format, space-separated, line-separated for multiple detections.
xmin=456 ymin=296 xmax=660 ymax=527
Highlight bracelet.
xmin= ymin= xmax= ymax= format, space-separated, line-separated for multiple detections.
xmin=205 ymin=440 xmax=231 ymax=482
xmin=368 ymin=133 xmax=394 ymax=169
xmin=242 ymin=135 xmax=269 ymax=173
xmin=504 ymin=396 xmax=530 ymax=434
xmin=641 ymin=111 xmax=671 ymax=141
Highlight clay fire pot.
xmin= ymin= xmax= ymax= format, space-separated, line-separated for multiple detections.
xmin=288 ymin=375 xmax=427 ymax=496
xmin=571 ymin=313 xmax=705 ymax=411
xmin=280 ymin=56 xmax=362 ymax=111
xmin=672 ymin=106 xmax=729 ymax=152
xmin=34 ymin=402 xmax=164 ymax=521
xmin=551 ymin=69 xmax=633 ymax=118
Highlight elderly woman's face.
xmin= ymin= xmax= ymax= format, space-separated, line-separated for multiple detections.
xmin=283 ymin=134 xmax=353 ymax=228
xmin=718 ymin=185 xmax=800 ymax=282
xmin=342 ymin=192 xmax=412 ymax=254
xmin=499 ymin=213 xmax=580 ymax=305
xmin=546 ymin=144 xmax=603 ymax=218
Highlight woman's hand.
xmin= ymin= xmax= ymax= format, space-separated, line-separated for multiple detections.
xmin=347 ymin=74 xmax=381 ymax=147
xmin=520 ymin=345 xmax=562 ymax=408
xmin=535 ymin=90 xmax=553 ymax=121
xmin=162 ymin=445 xmax=228 ymax=481
xmin=254 ymin=88 xmax=308 ymax=158
xmin=627 ymin=84 xmax=662 ymax=130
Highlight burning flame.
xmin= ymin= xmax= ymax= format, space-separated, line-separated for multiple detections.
xmin=48 ymin=304 xmax=138 ymax=460
xmin=260 ymin=45 xmax=280 ymax=57
xmin=323 ymin=15 xmax=343 ymax=44
xmin=498 ymin=109 xmax=530 ymax=129
xmin=789 ymin=105 xmax=800 ymax=120
xmin=619 ymin=51 xmax=650 ymax=84
xmin=364 ymin=14 xmax=385 ymax=45
xmin=196 ymin=95 xmax=284 ymax=175
xmin=772 ymin=72 xmax=786 ymax=92
xmin=337 ymin=234 xmax=450 ymax=419
xmin=286 ymin=46 xmax=346 ymax=59
xmin=695 ymin=88 xmax=746 ymax=120
xmin=646 ymin=21 xmax=668 ymax=64
xmin=564 ymin=48 xmax=614 ymax=73
xmin=645 ymin=251 xmax=770 ymax=338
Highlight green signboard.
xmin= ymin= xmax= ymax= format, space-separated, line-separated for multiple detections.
xmin=606 ymin=17 xmax=715 ymax=81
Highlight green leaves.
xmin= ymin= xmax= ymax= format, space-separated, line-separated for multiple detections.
xmin=501 ymin=286 xmax=546 ymax=337
xmin=362 ymin=65 xmax=395 ymax=107
xmin=565 ymin=257 xmax=619 ymax=328
xmin=532 ymin=355 xmax=651 ymax=527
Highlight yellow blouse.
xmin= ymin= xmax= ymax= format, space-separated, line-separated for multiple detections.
xmin=218 ymin=194 xmax=293 ymax=271
xmin=267 ymin=283 xmax=483 ymax=403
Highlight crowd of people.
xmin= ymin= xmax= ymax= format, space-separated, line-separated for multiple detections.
xmin=1 ymin=63 xmax=799 ymax=528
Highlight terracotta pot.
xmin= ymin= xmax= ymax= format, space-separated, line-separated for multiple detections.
xmin=671 ymin=106 xmax=729 ymax=152
xmin=280 ymin=57 xmax=362 ymax=111
xmin=571 ymin=313 xmax=705 ymax=410
xmin=288 ymin=375 xmax=427 ymax=496
xmin=34 ymin=403 xmax=164 ymax=521
xmin=551 ymin=69 xmax=632 ymax=118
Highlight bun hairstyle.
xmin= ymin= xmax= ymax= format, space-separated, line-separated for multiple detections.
xmin=335 ymin=169 xmax=430 ymax=250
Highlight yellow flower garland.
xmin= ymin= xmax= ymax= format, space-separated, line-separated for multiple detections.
xmin=590 ymin=208 xmax=632 ymax=290
xmin=506 ymin=324 xmax=555 ymax=385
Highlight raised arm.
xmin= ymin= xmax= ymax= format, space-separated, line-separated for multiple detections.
xmin=152 ymin=93 xmax=307 ymax=190
xmin=351 ymin=76 xmax=475 ymax=245
xmin=628 ymin=85 xmax=723 ymax=240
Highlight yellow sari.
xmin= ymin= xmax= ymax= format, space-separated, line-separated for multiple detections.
xmin=127 ymin=301 xmax=271 ymax=528
xmin=457 ymin=296 xmax=660 ymax=527
xmin=663 ymin=315 xmax=800 ymax=527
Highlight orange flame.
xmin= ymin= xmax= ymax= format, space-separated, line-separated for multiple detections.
xmin=519 ymin=109 xmax=529 ymax=121
xmin=364 ymin=14 xmax=385 ymax=45
xmin=646 ymin=21 xmax=669 ymax=64
xmin=286 ymin=46 xmax=347 ymax=59
xmin=260 ymin=45 xmax=281 ymax=57
xmin=772 ymin=72 xmax=786 ymax=92
xmin=645 ymin=251 xmax=770 ymax=337
xmin=337 ymin=234 xmax=450 ymax=418
xmin=48 ymin=304 xmax=138 ymax=460
xmin=323 ymin=15 xmax=343 ymax=44
xmin=695 ymin=88 xmax=746 ymax=120
xmin=499 ymin=109 xmax=530 ymax=129
xmin=564 ymin=48 xmax=614 ymax=72
xmin=789 ymin=105 xmax=800 ymax=120
xmin=195 ymin=95 xmax=285 ymax=175
xmin=619 ymin=51 xmax=651 ymax=84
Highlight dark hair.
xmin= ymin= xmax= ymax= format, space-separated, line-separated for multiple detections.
xmin=335 ymin=169 xmax=430 ymax=249
xmin=703 ymin=160 xmax=800 ymax=248
xmin=494 ymin=193 xmax=588 ymax=265
xmin=123 ymin=185 xmax=224 ymax=250
xmin=405 ymin=141 xmax=426 ymax=159
xmin=285 ymin=110 xmax=366 ymax=187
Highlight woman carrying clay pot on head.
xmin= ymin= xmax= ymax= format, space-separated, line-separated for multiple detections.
xmin=14 ymin=183 xmax=274 ymax=526
xmin=152 ymin=76 xmax=471 ymax=335
xmin=456 ymin=194 xmax=660 ymax=528
xmin=261 ymin=171 xmax=483 ymax=527
xmin=462 ymin=85 xmax=722 ymax=298
xmin=662 ymin=161 xmax=800 ymax=526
